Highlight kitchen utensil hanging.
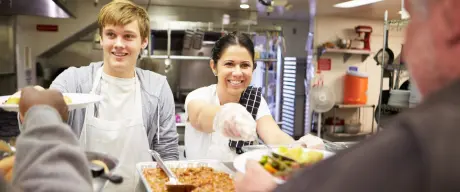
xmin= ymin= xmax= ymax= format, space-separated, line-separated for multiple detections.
xmin=374 ymin=28 xmax=394 ymax=66
xmin=183 ymin=29 xmax=195 ymax=50
xmin=192 ymin=29 xmax=205 ymax=50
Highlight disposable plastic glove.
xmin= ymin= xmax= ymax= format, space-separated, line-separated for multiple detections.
xmin=213 ymin=103 xmax=257 ymax=141
xmin=290 ymin=134 xmax=325 ymax=150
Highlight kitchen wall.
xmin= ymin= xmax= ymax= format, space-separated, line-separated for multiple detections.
xmin=258 ymin=19 xmax=310 ymax=58
xmin=313 ymin=16 xmax=409 ymax=133
xmin=15 ymin=0 xmax=111 ymax=88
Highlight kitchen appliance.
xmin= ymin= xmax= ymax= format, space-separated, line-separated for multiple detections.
xmin=355 ymin=25 xmax=372 ymax=50
xmin=343 ymin=70 xmax=368 ymax=104
xmin=311 ymin=73 xmax=335 ymax=137
xmin=336 ymin=39 xmax=351 ymax=49
xmin=0 ymin=0 xmax=75 ymax=18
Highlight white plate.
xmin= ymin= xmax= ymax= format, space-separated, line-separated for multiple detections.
xmin=233 ymin=148 xmax=335 ymax=184
xmin=0 ymin=93 xmax=102 ymax=112
xmin=136 ymin=160 xmax=235 ymax=192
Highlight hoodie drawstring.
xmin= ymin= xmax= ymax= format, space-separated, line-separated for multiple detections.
xmin=157 ymin=105 xmax=160 ymax=144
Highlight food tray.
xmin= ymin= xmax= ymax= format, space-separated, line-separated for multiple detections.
xmin=136 ymin=160 xmax=235 ymax=192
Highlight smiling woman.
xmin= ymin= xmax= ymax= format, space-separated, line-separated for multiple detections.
xmin=184 ymin=33 xmax=321 ymax=162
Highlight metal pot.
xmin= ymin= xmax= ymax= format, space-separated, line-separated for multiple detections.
xmin=337 ymin=39 xmax=351 ymax=49
xmin=344 ymin=123 xmax=361 ymax=134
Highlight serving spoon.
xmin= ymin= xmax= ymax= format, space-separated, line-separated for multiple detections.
xmin=149 ymin=150 xmax=196 ymax=192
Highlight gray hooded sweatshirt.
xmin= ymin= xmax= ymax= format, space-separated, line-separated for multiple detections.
xmin=49 ymin=62 xmax=179 ymax=160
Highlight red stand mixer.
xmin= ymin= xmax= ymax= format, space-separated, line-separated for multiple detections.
xmin=355 ymin=25 xmax=372 ymax=51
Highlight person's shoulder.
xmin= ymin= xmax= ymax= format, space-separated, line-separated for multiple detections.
xmin=51 ymin=62 xmax=102 ymax=92
xmin=189 ymin=84 xmax=216 ymax=97
xmin=186 ymin=84 xmax=216 ymax=103
xmin=136 ymin=67 xmax=168 ymax=97
xmin=136 ymin=67 xmax=166 ymax=82
xmin=66 ymin=61 xmax=102 ymax=73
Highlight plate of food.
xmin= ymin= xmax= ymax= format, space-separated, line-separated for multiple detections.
xmin=233 ymin=146 xmax=335 ymax=184
xmin=136 ymin=160 xmax=235 ymax=192
xmin=0 ymin=92 xmax=102 ymax=112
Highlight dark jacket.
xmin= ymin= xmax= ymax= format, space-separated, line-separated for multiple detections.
xmin=275 ymin=79 xmax=460 ymax=192
xmin=1 ymin=106 xmax=92 ymax=192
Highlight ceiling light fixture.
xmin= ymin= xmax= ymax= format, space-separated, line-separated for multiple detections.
xmin=240 ymin=0 xmax=250 ymax=9
xmin=334 ymin=0 xmax=384 ymax=8
xmin=240 ymin=4 xmax=250 ymax=9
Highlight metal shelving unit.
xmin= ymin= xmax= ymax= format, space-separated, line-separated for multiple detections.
xmin=317 ymin=47 xmax=372 ymax=63
xmin=146 ymin=21 xmax=285 ymax=122
xmin=322 ymin=104 xmax=376 ymax=138
xmin=280 ymin=57 xmax=307 ymax=138
xmin=376 ymin=11 xmax=410 ymax=130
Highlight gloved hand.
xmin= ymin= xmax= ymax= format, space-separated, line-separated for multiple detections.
xmin=290 ymin=134 xmax=325 ymax=150
xmin=213 ymin=103 xmax=257 ymax=141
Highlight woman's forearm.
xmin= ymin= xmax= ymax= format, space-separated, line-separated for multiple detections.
xmin=264 ymin=130 xmax=295 ymax=144
xmin=257 ymin=116 xmax=295 ymax=144
xmin=188 ymin=100 xmax=220 ymax=133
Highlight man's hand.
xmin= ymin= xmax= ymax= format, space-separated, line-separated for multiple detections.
xmin=235 ymin=160 xmax=277 ymax=192
xmin=0 ymin=156 xmax=14 ymax=182
xmin=18 ymin=86 xmax=68 ymax=122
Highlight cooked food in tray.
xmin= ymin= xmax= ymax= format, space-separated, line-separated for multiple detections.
xmin=142 ymin=167 xmax=235 ymax=192
xmin=259 ymin=146 xmax=324 ymax=180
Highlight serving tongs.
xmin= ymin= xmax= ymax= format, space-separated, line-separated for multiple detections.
xmin=149 ymin=150 xmax=196 ymax=192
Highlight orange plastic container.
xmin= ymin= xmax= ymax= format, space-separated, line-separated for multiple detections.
xmin=344 ymin=71 xmax=368 ymax=104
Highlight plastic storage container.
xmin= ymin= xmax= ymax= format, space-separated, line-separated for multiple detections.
xmin=344 ymin=70 xmax=368 ymax=104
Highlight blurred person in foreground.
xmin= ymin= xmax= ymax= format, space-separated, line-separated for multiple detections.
xmin=235 ymin=0 xmax=460 ymax=191
xmin=0 ymin=87 xmax=92 ymax=192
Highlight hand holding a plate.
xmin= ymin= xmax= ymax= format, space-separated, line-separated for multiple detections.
xmin=18 ymin=86 xmax=69 ymax=123
xmin=235 ymin=160 xmax=277 ymax=192
xmin=290 ymin=134 xmax=325 ymax=150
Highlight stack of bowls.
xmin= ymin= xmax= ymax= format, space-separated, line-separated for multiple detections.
xmin=388 ymin=89 xmax=411 ymax=108
xmin=409 ymin=82 xmax=422 ymax=108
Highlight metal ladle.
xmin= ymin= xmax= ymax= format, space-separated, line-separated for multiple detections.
xmin=149 ymin=150 xmax=196 ymax=192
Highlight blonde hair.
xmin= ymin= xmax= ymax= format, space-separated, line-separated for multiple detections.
xmin=98 ymin=0 xmax=150 ymax=40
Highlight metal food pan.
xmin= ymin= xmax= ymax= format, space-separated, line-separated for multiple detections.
xmin=136 ymin=160 xmax=235 ymax=192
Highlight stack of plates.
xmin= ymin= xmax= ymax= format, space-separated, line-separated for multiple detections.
xmin=388 ymin=90 xmax=411 ymax=108
xmin=409 ymin=82 xmax=422 ymax=108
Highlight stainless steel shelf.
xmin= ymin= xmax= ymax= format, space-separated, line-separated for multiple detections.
xmin=147 ymin=55 xmax=279 ymax=62
xmin=334 ymin=104 xmax=375 ymax=109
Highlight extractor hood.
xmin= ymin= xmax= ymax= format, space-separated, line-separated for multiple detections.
xmin=0 ymin=0 xmax=76 ymax=18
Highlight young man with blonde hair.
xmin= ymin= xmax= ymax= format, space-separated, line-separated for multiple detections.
xmin=47 ymin=1 xmax=178 ymax=191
